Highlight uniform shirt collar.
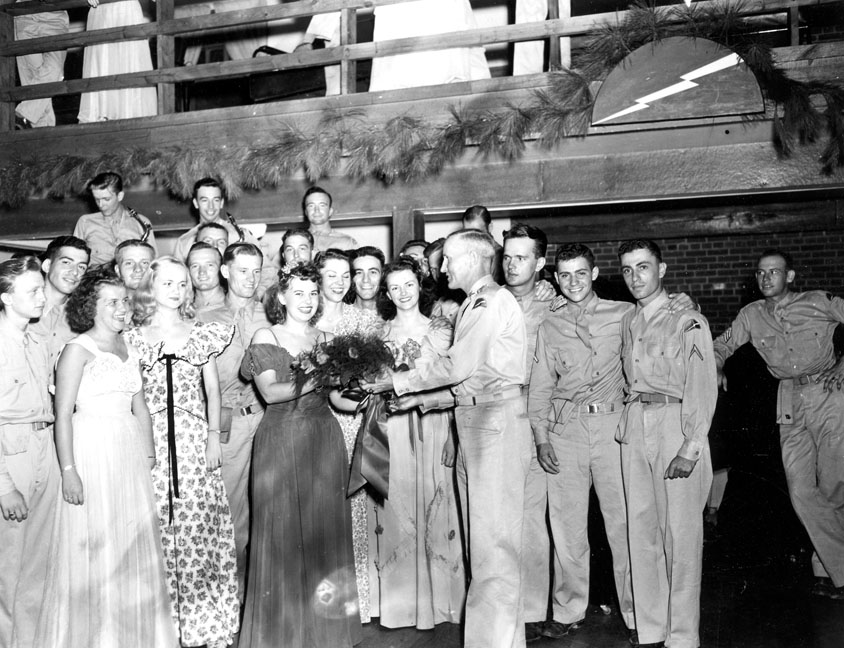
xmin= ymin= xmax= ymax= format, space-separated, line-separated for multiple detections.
xmin=467 ymin=275 xmax=495 ymax=297
xmin=638 ymin=289 xmax=669 ymax=322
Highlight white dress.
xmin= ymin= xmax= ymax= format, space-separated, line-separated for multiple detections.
xmin=34 ymin=334 xmax=177 ymax=648
xmin=369 ymin=0 xmax=490 ymax=92
xmin=78 ymin=0 xmax=157 ymax=122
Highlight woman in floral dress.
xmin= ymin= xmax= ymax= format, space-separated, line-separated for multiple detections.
xmin=314 ymin=248 xmax=381 ymax=623
xmin=126 ymin=256 xmax=238 ymax=648
xmin=369 ymin=257 xmax=466 ymax=628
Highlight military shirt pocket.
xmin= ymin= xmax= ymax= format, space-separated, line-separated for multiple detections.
xmin=556 ymin=349 xmax=577 ymax=371
xmin=645 ymin=339 xmax=681 ymax=359
xmin=752 ymin=335 xmax=785 ymax=364
xmin=0 ymin=426 xmax=29 ymax=456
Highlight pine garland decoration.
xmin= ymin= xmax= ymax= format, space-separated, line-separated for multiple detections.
xmin=1 ymin=0 xmax=842 ymax=209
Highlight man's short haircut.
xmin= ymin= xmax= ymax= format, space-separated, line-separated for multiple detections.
xmin=114 ymin=239 xmax=155 ymax=264
xmin=757 ymin=248 xmax=794 ymax=271
xmin=399 ymin=239 xmax=430 ymax=256
xmin=43 ymin=235 xmax=91 ymax=264
xmin=461 ymin=205 xmax=491 ymax=227
xmin=617 ymin=239 xmax=663 ymax=264
xmin=223 ymin=242 xmax=263 ymax=266
xmin=88 ymin=171 xmax=122 ymax=194
xmin=196 ymin=221 xmax=230 ymax=238
xmin=282 ymin=228 xmax=315 ymax=248
xmin=555 ymin=243 xmax=595 ymax=269
xmin=187 ymin=241 xmax=222 ymax=265
xmin=193 ymin=177 xmax=223 ymax=198
xmin=447 ymin=229 xmax=496 ymax=261
xmin=503 ymin=223 xmax=548 ymax=259
xmin=350 ymin=245 xmax=386 ymax=268
xmin=302 ymin=186 xmax=333 ymax=212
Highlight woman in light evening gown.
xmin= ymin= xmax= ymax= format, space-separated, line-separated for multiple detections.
xmin=78 ymin=0 xmax=157 ymax=122
xmin=125 ymin=256 xmax=238 ymax=648
xmin=240 ymin=262 xmax=361 ymax=647
xmin=368 ymin=257 xmax=466 ymax=628
xmin=35 ymin=265 xmax=177 ymax=648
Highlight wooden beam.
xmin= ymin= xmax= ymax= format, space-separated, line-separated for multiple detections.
xmin=156 ymin=0 xmax=175 ymax=115
xmin=390 ymin=207 xmax=424 ymax=253
xmin=0 ymin=0 xmax=411 ymax=55
xmin=3 ymin=0 xmax=149 ymax=15
xmin=0 ymin=0 xmax=14 ymax=132
xmin=3 ymin=0 xmax=838 ymax=59
xmin=518 ymin=199 xmax=844 ymax=243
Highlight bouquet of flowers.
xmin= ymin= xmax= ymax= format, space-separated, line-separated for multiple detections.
xmin=292 ymin=331 xmax=397 ymax=500
xmin=292 ymin=331 xmax=394 ymax=393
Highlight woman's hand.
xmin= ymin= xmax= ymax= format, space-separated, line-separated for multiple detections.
xmin=62 ymin=469 xmax=85 ymax=506
xmin=206 ymin=435 xmax=223 ymax=471
xmin=87 ymin=0 xmax=100 ymax=7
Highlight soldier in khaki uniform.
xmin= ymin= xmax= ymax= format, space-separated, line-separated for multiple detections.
xmin=197 ymin=243 xmax=269 ymax=602
xmin=0 ymin=257 xmax=58 ymax=648
xmin=369 ymin=228 xmax=533 ymax=648
xmin=618 ymin=239 xmax=716 ymax=648
xmin=713 ymin=249 xmax=844 ymax=599
xmin=528 ymin=243 xmax=636 ymax=642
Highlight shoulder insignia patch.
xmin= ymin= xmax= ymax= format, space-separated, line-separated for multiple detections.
xmin=683 ymin=320 xmax=701 ymax=333
xmin=472 ymin=297 xmax=487 ymax=310
xmin=689 ymin=344 xmax=704 ymax=362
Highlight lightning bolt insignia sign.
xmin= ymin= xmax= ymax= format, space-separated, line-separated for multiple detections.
xmin=593 ymin=53 xmax=743 ymax=125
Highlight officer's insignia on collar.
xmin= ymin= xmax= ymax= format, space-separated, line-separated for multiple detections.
xmin=472 ymin=297 xmax=487 ymax=310
xmin=683 ymin=320 xmax=701 ymax=333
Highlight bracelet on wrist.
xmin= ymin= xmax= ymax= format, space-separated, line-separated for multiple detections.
xmin=61 ymin=463 xmax=75 ymax=472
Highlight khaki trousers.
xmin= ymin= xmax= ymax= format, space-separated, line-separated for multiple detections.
xmin=455 ymin=397 xmax=533 ymax=648
xmin=1 ymin=427 xmax=59 ymax=648
xmin=621 ymin=403 xmax=711 ymax=648
xmin=780 ymin=383 xmax=844 ymax=587
xmin=220 ymin=408 xmax=263 ymax=601
xmin=520 ymin=453 xmax=550 ymax=623
xmin=547 ymin=410 xmax=633 ymax=628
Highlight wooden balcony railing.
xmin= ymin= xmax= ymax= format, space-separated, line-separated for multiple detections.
xmin=0 ymin=0 xmax=841 ymax=131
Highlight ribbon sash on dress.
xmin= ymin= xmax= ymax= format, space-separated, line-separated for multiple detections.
xmin=347 ymin=394 xmax=390 ymax=500
xmin=163 ymin=354 xmax=181 ymax=524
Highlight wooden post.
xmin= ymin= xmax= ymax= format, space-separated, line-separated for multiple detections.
xmin=788 ymin=7 xmax=800 ymax=46
xmin=548 ymin=0 xmax=571 ymax=70
xmin=157 ymin=0 xmax=175 ymax=115
xmin=391 ymin=207 xmax=425 ymax=256
xmin=0 ymin=0 xmax=15 ymax=130
xmin=339 ymin=7 xmax=356 ymax=95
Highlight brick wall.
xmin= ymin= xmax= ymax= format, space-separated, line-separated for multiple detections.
xmin=546 ymin=229 xmax=844 ymax=335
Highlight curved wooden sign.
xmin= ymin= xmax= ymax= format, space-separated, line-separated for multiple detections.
xmin=591 ymin=37 xmax=764 ymax=126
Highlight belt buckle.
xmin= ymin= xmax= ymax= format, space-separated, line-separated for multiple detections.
xmin=587 ymin=403 xmax=600 ymax=414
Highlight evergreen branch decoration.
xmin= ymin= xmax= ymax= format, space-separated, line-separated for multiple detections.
xmin=2 ymin=0 xmax=843 ymax=208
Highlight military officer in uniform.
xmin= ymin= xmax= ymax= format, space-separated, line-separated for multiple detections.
xmin=368 ymin=228 xmax=533 ymax=648
xmin=713 ymin=248 xmax=844 ymax=599
xmin=618 ymin=239 xmax=716 ymax=648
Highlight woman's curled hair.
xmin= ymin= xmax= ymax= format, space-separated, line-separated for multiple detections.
xmin=263 ymin=262 xmax=323 ymax=325
xmin=66 ymin=264 xmax=123 ymax=333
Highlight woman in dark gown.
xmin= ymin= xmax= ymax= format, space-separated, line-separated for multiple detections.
xmin=240 ymin=262 xmax=361 ymax=648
